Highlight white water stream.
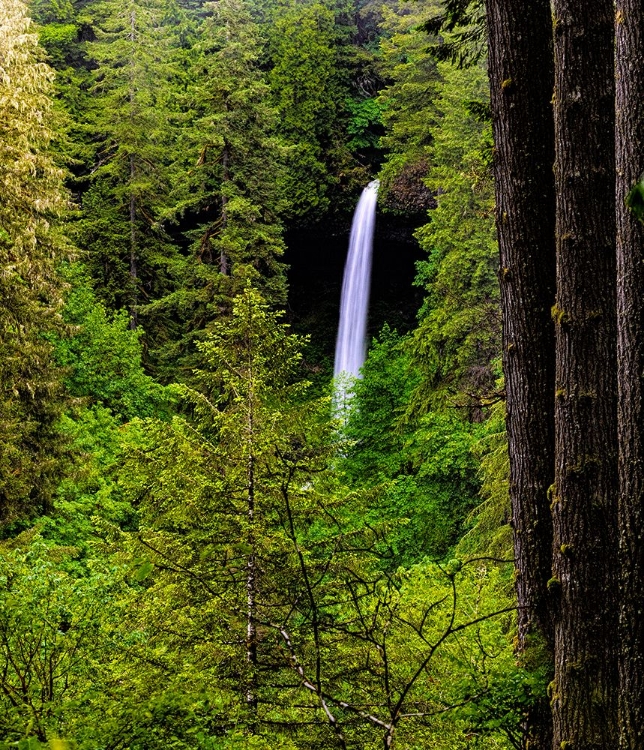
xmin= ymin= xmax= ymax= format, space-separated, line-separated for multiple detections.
xmin=333 ymin=180 xmax=379 ymax=388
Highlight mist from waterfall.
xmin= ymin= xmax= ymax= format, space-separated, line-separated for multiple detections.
xmin=334 ymin=180 xmax=379 ymax=391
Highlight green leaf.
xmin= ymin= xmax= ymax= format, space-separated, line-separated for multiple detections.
xmin=134 ymin=561 xmax=154 ymax=581
xmin=626 ymin=175 xmax=644 ymax=223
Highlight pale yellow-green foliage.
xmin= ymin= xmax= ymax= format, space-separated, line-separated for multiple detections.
xmin=0 ymin=0 xmax=69 ymax=262
xmin=0 ymin=0 xmax=72 ymax=520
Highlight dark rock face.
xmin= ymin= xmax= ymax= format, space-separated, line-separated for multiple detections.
xmin=381 ymin=160 xmax=436 ymax=216
xmin=285 ymin=212 xmax=425 ymax=376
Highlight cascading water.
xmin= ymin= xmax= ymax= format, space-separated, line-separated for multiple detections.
xmin=334 ymin=180 xmax=379 ymax=393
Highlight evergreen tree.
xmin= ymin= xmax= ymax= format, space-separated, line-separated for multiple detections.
xmin=485 ymin=0 xmax=556 ymax=746
xmin=156 ymin=0 xmax=288 ymax=376
xmin=550 ymin=3 xmax=618 ymax=746
xmin=29 ymin=0 xmax=95 ymax=172
xmin=119 ymin=288 xmax=340 ymax=738
xmin=0 ymin=0 xmax=72 ymax=525
xmin=409 ymin=62 xmax=499 ymax=412
xmin=78 ymin=0 xmax=186 ymax=332
xmin=55 ymin=264 xmax=168 ymax=420
xmin=267 ymin=2 xmax=354 ymax=219
xmin=377 ymin=0 xmax=441 ymax=214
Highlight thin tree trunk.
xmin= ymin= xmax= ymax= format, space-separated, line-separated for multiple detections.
xmin=246 ymin=452 xmax=257 ymax=712
xmin=485 ymin=1 xmax=556 ymax=746
xmin=550 ymin=2 xmax=618 ymax=746
xmin=220 ymin=145 xmax=230 ymax=276
xmin=245 ymin=319 xmax=257 ymax=718
xmin=616 ymin=3 xmax=644 ymax=747
xmin=129 ymin=10 xmax=138 ymax=330
xmin=129 ymin=156 xmax=138 ymax=330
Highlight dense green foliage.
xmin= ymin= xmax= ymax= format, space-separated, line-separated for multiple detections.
xmin=341 ymin=327 xmax=483 ymax=566
xmin=0 ymin=0 xmax=525 ymax=746
xmin=0 ymin=0 xmax=72 ymax=524
xmin=411 ymin=62 xmax=498 ymax=409
xmin=377 ymin=0 xmax=440 ymax=213
xmin=161 ymin=0 xmax=289 ymax=374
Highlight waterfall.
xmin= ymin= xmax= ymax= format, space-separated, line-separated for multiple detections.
xmin=334 ymin=180 xmax=379 ymax=389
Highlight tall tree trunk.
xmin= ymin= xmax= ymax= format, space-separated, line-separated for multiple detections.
xmin=128 ymin=9 xmax=138 ymax=330
xmin=245 ymin=327 xmax=257 ymax=719
xmin=129 ymin=157 xmax=138 ymax=330
xmin=220 ymin=145 xmax=230 ymax=276
xmin=246 ymin=452 xmax=257 ymax=713
xmin=550 ymin=2 xmax=618 ymax=746
xmin=615 ymin=3 xmax=644 ymax=747
xmin=485 ymin=1 xmax=556 ymax=746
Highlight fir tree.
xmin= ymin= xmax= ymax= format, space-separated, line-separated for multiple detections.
xmin=29 ymin=0 xmax=95 ymax=172
xmin=78 ymin=0 xmax=186 ymax=333
xmin=267 ymin=2 xmax=353 ymax=219
xmin=550 ymin=1 xmax=618 ymax=744
xmin=119 ymin=288 xmax=338 ymax=737
xmin=616 ymin=0 xmax=644 ymax=744
xmin=485 ymin=0 xmax=556 ymax=744
xmin=156 ymin=0 xmax=288 ymax=376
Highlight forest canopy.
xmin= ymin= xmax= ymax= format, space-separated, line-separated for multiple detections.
xmin=1 ymin=0 xmax=642 ymax=748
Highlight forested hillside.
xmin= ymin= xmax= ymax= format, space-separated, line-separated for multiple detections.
xmin=1 ymin=0 xmax=642 ymax=747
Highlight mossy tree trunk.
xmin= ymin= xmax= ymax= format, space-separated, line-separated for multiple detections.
xmin=485 ymin=1 xmax=556 ymax=747
xmin=550 ymin=2 xmax=619 ymax=746
xmin=616 ymin=3 xmax=644 ymax=747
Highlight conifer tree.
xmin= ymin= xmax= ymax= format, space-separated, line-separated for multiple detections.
xmin=120 ymin=288 xmax=336 ymax=734
xmin=29 ymin=0 xmax=94 ymax=171
xmin=550 ymin=3 xmax=618 ymax=746
xmin=409 ymin=62 xmax=499 ymax=411
xmin=157 ymin=0 xmax=288 ymax=375
xmin=78 ymin=0 xmax=186 ymax=332
xmin=0 ymin=0 xmax=71 ymax=524
xmin=267 ymin=2 xmax=351 ymax=219
xmin=377 ymin=0 xmax=441 ymax=214
xmin=484 ymin=0 xmax=556 ymax=746
xmin=484 ymin=0 xmax=618 ymax=744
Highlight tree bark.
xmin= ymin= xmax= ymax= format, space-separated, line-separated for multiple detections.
xmin=550 ymin=2 xmax=618 ymax=746
xmin=615 ymin=3 xmax=644 ymax=747
xmin=246 ymin=326 xmax=257 ymax=718
xmin=220 ymin=145 xmax=230 ymax=276
xmin=485 ymin=1 xmax=556 ymax=746
xmin=128 ymin=10 xmax=138 ymax=330
xmin=246 ymin=452 xmax=257 ymax=713
xmin=129 ymin=157 xmax=138 ymax=331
